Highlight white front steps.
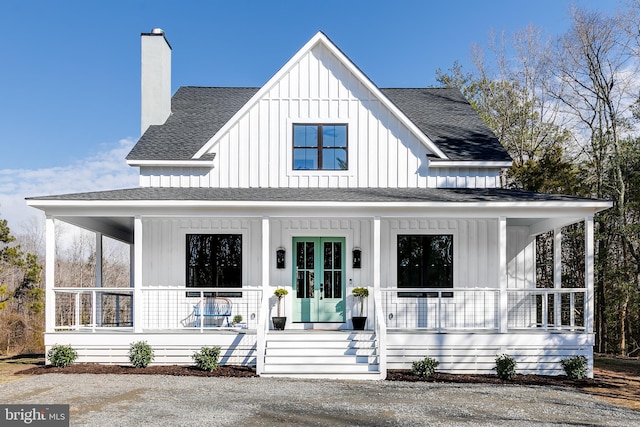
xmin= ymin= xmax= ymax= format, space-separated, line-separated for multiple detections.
xmin=260 ymin=331 xmax=381 ymax=380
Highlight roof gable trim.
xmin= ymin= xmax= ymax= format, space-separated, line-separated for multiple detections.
xmin=192 ymin=31 xmax=449 ymax=160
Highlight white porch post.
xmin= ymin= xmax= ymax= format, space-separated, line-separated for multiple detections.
xmin=498 ymin=217 xmax=508 ymax=333
xmin=256 ymin=216 xmax=270 ymax=375
xmin=372 ymin=216 xmax=386 ymax=378
xmin=584 ymin=216 xmax=594 ymax=334
xmin=45 ymin=216 xmax=56 ymax=334
xmin=95 ymin=232 xmax=103 ymax=327
xmin=133 ymin=216 xmax=143 ymax=333
xmin=584 ymin=215 xmax=595 ymax=378
xmin=373 ymin=217 xmax=381 ymax=292
xmin=554 ymin=228 xmax=562 ymax=329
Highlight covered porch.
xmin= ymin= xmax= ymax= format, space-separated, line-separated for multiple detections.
xmin=29 ymin=188 xmax=609 ymax=378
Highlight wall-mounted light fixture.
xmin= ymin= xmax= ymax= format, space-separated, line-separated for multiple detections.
xmin=352 ymin=247 xmax=361 ymax=269
xmin=276 ymin=247 xmax=286 ymax=269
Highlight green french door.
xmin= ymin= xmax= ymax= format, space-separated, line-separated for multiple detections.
xmin=292 ymin=237 xmax=345 ymax=323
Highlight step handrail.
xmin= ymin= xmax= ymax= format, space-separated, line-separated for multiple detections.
xmin=373 ymin=288 xmax=387 ymax=379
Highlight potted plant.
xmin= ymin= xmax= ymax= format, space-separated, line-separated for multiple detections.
xmin=272 ymin=288 xmax=288 ymax=330
xmin=231 ymin=314 xmax=244 ymax=328
xmin=351 ymin=287 xmax=369 ymax=330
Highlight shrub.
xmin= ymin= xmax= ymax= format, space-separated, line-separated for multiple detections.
xmin=129 ymin=341 xmax=154 ymax=368
xmin=232 ymin=315 xmax=243 ymax=326
xmin=411 ymin=356 xmax=439 ymax=378
xmin=192 ymin=346 xmax=221 ymax=372
xmin=47 ymin=344 xmax=78 ymax=368
xmin=495 ymin=354 xmax=517 ymax=380
xmin=561 ymin=355 xmax=588 ymax=380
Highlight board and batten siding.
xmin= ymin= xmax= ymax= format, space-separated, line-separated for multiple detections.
xmin=137 ymin=42 xmax=503 ymax=189
xmin=141 ymin=217 xmax=534 ymax=291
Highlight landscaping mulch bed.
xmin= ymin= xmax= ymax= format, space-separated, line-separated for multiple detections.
xmin=18 ymin=363 xmax=257 ymax=378
xmin=18 ymin=363 xmax=592 ymax=388
xmin=386 ymin=369 xmax=597 ymax=388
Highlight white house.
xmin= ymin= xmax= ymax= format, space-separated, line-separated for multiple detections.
xmin=27 ymin=30 xmax=610 ymax=379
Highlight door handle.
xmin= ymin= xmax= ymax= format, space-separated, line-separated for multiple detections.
xmin=320 ymin=284 xmax=323 ymax=300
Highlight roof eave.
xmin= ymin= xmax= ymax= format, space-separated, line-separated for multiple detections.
xmin=126 ymin=159 xmax=215 ymax=168
xmin=428 ymin=159 xmax=513 ymax=168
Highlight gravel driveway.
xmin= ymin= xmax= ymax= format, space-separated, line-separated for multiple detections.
xmin=2 ymin=374 xmax=639 ymax=426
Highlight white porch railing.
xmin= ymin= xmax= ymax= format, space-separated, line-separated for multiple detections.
xmin=507 ymin=288 xmax=586 ymax=331
xmin=381 ymin=288 xmax=500 ymax=331
xmin=53 ymin=287 xmax=134 ymax=331
xmin=52 ymin=286 xmax=586 ymax=333
xmin=52 ymin=287 xmax=263 ymax=332
xmin=380 ymin=287 xmax=587 ymax=332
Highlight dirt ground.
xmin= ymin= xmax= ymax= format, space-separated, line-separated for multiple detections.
xmin=2 ymin=353 xmax=639 ymax=412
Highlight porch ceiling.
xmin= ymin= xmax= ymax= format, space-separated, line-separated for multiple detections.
xmin=58 ymin=216 xmax=134 ymax=244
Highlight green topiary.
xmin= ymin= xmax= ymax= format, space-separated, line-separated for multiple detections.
xmin=561 ymin=355 xmax=588 ymax=379
xmin=411 ymin=356 xmax=439 ymax=378
xmin=47 ymin=344 xmax=78 ymax=368
xmin=129 ymin=341 xmax=154 ymax=368
xmin=192 ymin=346 xmax=221 ymax=372
xmin=495 ymin=354 xmax=517 ymax=380
xmin=352 ymin=287 xmax=369 ymax=317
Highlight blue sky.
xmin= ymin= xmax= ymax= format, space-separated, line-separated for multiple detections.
xmin=0 ymin=0 xmax=621 ymax=232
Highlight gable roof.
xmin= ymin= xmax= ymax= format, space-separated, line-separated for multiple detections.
xmin=127 ymin=86 xmax=510 ymax=163
xmin=127 ymin=32 xmax=511 ymax=164
xmin=381 ymin=88 xmax=511 ymax=162
xmin=127 ymin=87 xmax=257 ymax=162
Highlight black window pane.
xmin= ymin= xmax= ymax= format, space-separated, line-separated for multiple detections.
xmin=333 ymin=242 xmax=342 ymax=269
xmin=296 ymin=242 xmax=305 ymax=269
xmin=186 ymin=234 xmax=242 ymax=297
xmin=397 ymin=235 xmax=453 ymax=298
xmin=305 ymin=242 xmax=314 ymax=270
xmin=307 ymin=271 xmax=314 ymax=298
xmin=324 ymin=271 xmax=332 ymax=298
xmin=324 ymin=242 xmax=332 ymax=269
xmin=334 ymin=271 xmax=342 ymax=298
xmin=296 ymin=271 xmax=305 ymax=298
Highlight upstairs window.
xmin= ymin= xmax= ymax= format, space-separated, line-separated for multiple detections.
xmin=397 ymin=234 xmax=453 ymax=297
xmin=293 ymin=124 xmax=348 ymax=170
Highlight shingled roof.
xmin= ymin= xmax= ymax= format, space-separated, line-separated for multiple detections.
xmin=27 ymin=187 xmax=594 ymax=204
xmin=126 ymin=86 xmax=511 ymax=163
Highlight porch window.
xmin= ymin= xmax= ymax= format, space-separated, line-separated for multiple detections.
xmin=397 ymin=234 xmax=453 ymax=297
xmin=186 ymin=234 xmax=242 ymax=297
xmin=293 ymin=124 xmax=348 ymax=170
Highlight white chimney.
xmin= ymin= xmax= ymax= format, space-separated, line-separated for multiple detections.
xmin=141 ymin=28 xmax=171 ymax=135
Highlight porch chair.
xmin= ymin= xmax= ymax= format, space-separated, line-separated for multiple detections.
xmin=193 ymin=297 xmax=232 ymax=327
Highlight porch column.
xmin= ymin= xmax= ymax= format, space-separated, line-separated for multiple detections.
xmin=256 ymin=216 xmax=270 ymax=375
xmin=498 ymin=217 xmax=508 ymax=333
xmin=584 ymin=216 xmax=594 ymax=334
xmin=554 ymin=228 xmax=562 ymax=329
xmin=133 ymin=216 xmax=143 ymax=333
xmin=373 ymin=216 xmax=381 ymax=291
xmin=45 ymin=216 xmax=56 ymax=333
xmin=95 ymin=232 xmax=103 ymax=327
